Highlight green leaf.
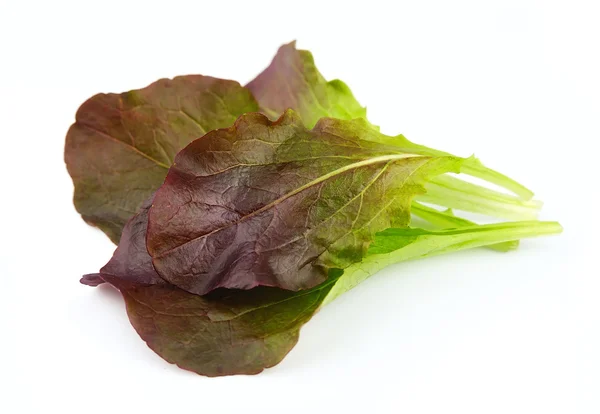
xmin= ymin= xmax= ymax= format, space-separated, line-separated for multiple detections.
xmin=65 ymin=76 xmax=259 ymax=243
xmin=247 ymin=41 xmax=368 ymax=128
xmin=146 ymin=110 xmax=463 ymax=295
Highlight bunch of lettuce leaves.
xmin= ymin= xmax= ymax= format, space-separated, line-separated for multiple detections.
xmin=66 ymin=42 xmax=562 ymax=376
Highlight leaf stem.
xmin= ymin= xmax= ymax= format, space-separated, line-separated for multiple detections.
xmin=323 ymin=220 xmax=562 ymax=305
xmin=374 ymin=135 xmax=535 ymax=199
xmin=410 ymin=201 xmax=519 ymax=251
xmin=415 ymin=221 xmax=563 ymax=257
xmin=415 ymin=174 xmax=542 ymax=220
xmin=459 ymin=159 xmax=534 ymax=200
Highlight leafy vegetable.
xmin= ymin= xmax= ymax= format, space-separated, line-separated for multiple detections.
xmin=65 ymin=76 xmax=258 ymax=243
xmin=71 ymin=42 xmax=562 ymax=377
xmin=146 ymin=110 xmax=462 ymax=295
xmin=65 ymin=42 xmax=535 ymax=243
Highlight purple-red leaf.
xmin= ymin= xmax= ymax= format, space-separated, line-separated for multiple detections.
xmin=146 ymin=110 xmax=462 ymax=295
xmin=103 ymin=274 xmax=333 ymax=376
xmin=85 ymin=196 xmax=339 ymax=376
xmin=247 ymin=41 xmax=367 ymax=128
xmin=65 ymin=76 xmax=259 ymax=243
xmin=80 ymin=195 xmax=164 ymax=287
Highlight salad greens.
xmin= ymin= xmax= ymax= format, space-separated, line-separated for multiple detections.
xmin=68 ymin=42 xmax=561 ymax=376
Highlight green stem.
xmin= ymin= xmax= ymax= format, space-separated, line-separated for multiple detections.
xmin=430 ymin=174 xmax=541 ymax=206
xmin=409 ymin=142 xmax=534 ymax=200
xmin=410 ymin=201 xmax=519 ymax=252
xmin=413 ymin=221 xmax=562 ymax=257
xmin=460 ymin=159 xmax=534 ymax=200
xmin=323 ymin=220 xmax=562 ymax=305
xmin=416 ymin=175 xmax=542 ymax=220
xmin=371 ymin=134 xmax=535 ymax=200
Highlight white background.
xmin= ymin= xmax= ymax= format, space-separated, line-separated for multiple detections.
xmin=1 ymin=1 xmax=598 ymax=413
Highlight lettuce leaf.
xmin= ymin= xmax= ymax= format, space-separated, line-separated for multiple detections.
xmin=65 ymin=76 xmax=259 ymax=243
xmin=73 ymin=42 xmax=561 ymax=377
xmin=146 ymin=110 xmax=462 ymax=294
xmin=247 ymin=41 xmax=368 ymax=128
